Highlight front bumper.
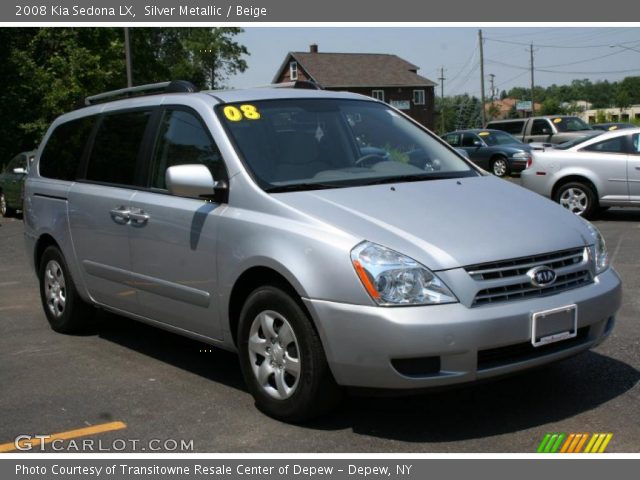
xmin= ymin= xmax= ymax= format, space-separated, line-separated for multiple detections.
xmin=304 ymin=267 xmax=621 ymax=389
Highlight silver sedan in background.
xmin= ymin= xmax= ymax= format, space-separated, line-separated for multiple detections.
xmin=521 ymin=128 xmax=640 ymax=218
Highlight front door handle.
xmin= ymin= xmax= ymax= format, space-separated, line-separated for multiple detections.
xmin=109 ymin=207 xmax=131 ymax=222
xmin=635 ymin=165 xmax=640 ymax=170
xmin=129 ymin=209 xmax=150 ymax=225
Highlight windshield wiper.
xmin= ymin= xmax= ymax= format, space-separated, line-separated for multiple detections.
xmin=361 ymin=174 xmax=455 ymax=186
xmin=264 ymin=182 xmax=347 ymax=193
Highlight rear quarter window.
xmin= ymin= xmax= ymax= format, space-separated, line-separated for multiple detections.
xmin=39 ymin=116 xmax=96 ymax=181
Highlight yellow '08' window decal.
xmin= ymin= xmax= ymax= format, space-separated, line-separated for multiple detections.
xmin=223 ymin=105 xmax=261 ymax=121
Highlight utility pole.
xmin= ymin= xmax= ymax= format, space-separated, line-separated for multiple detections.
xmin=124 ymin=28 xmax=132 ymax=88
xmin=530 ymin=43 xmax=535 ymax=116
xmin=489 ymin=74 xmax=495 ymax=101
xmin=438 ymin=66 xmax=446 ymax=132
xmin=479 ymin=29 xmax=486 ymax=127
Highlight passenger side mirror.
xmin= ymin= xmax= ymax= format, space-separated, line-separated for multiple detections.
xmin=166 ymin=164 xmax=224 ymax=199
xmin=13 ymin=167 xmax=26 ymax=175
xmin=473 ymin=139 xmax=483 ymax=147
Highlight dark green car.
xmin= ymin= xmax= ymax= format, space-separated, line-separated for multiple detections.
xmin=0 ymin=150 xmax=35 ymax=217
xmin=442 ymin=129 xmax=532 ymax=177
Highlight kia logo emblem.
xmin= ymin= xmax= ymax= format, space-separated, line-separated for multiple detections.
xmin=527 ymin=266 xmax=557 ymax=287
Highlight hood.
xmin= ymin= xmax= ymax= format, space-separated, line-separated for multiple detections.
xmin=274 ymin=176 xmax=592 ymax=270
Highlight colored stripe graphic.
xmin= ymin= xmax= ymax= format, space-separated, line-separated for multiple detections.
xmin=538 ymin=432 xmax=612 ymax=453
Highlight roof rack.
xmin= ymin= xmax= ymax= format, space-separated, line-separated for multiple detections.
xmin=85 ymin=80 xmax=199 ymax=106
xmin=268 ymin=80 xmax=322 ymax=90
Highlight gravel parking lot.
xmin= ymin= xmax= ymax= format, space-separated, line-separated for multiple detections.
xmin=0 ymin=208 xmax=638 ymax=453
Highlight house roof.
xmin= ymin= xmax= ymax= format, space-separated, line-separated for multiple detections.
xmin=273 ymin=52 xmax=436 ymax=88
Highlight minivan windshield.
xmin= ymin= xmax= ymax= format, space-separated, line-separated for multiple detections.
xmin=217 ymin=99 xmax=478 ymax=192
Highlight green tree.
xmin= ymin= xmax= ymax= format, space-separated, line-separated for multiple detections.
xmin=0 ymin=27 xmax=249 ymax=163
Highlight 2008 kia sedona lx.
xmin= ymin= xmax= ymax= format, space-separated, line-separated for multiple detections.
xmin=24 ymin=81 xmax=622 ymax=421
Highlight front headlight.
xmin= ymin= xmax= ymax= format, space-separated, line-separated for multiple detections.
xmin=511 ymin=152 xmax=530 ymax=160
xmin=584 ymin=220 xmax=609 ymax=274
xmin=350 ymin=241 xmax=457 ymax=306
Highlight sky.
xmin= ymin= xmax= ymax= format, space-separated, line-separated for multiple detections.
xmin=226 ymin=27 xmax=640 ymax=97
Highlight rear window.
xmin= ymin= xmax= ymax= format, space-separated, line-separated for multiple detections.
xmin=39 ymin=116 xmax=96 ymax=181
xmin=487 ymin=121 xmax=524 ymax=135
xmin=86 ymin=110 xmax=152 ymax=186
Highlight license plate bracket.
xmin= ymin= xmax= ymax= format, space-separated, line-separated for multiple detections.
xmin=531 ymin=304 xmax=577 ymax=347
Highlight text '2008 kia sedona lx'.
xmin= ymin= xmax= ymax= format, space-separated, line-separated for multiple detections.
xmin=24 ymin=80 xmax=622 ymax=421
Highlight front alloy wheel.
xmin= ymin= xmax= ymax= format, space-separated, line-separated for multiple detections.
xmin=248 ymin=310 xmax=301 ymax=400
xmin=237 ymin=285 xmax=342 ymax=422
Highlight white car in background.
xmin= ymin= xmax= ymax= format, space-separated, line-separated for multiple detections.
xmin=521 ymin=128 xmax=640 ymax=218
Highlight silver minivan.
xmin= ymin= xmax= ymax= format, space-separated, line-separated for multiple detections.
xmin=24 ymin=81 xmax=622 ymax=421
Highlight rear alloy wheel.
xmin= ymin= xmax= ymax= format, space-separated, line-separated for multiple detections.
xmin=238 ymin=285 xmax=342 ymax=422
xmin=491 ymin=157 xmax=509 ymax=177
xmin=39 ymin=246 xmax=93 ymax=333
xmin=555 ymin=182 xmax=597 ymax=219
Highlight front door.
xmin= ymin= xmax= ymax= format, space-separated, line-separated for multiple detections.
xmin=128 ymin=108 xmax=228 ymax=340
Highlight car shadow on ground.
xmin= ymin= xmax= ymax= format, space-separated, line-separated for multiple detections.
xmin=93 ymin=310 xmax=639 ymax=442
xmin=316 ymin=351 xmax=639 ymax=442
xmin=597 ymin=208 xmax=640 ymax=222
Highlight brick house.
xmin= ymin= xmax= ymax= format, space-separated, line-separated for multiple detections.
xmin=273 ymin=44 xmax=436 ymax=129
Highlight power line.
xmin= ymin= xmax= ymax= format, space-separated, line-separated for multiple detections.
xmin=485 ymin=37 xmax=640 ymax=49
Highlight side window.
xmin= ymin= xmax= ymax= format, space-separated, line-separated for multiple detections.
xmin=531 ymin=119 xmax=552 ymax=135
xmin=150 ymin=109 xmax=226 ymax=190
xmin=86 ymin=110 xmax=152 ymax=186
xmin=632 ymin=134 xmax=640 ymax=154
xmin=444 ymin=134 xmax=461 ymax=147
xmin=461 ymin=134 xmax=479 ymax=147
xmin=488 ymin=121 xmax=523 ymax=135
xmin=582 ymin=136 xmax=627 ymax=154
xmin=39 ymin=116 xmax=95 ymax=181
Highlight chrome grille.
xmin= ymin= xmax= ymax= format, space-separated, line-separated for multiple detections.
xmin=466 ymin=247 xmax=593 ymax=306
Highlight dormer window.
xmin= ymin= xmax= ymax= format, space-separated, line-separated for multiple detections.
xmin=289 ymin=61 xmax=298 ymax=80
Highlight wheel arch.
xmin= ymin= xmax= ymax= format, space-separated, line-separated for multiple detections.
xmin=551 ymin=174 xmax=599 ymax=201
xmin=227 ymin=265 xmax=312 ymax=348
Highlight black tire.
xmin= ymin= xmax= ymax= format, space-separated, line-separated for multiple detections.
xmin=554 ymin=181 xmax=598 ymax=219
xmin=491 ymin=156 xmax=509 ymax=177
xmin=0 ymin=192 xmax=14 ymax=218
xmin=237 ymin=285 xmax=342 ymax=422
xmin=38 ymin=246 xmax=93 ymax=333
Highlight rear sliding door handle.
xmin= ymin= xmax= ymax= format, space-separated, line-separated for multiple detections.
xmin=635 ymin=166 xmax=640 ymax=170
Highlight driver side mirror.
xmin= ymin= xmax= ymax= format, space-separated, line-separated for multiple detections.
xmin=13 ymin=167 xmax=26 ymax=175
xmin=166 ymin=164 xmax=226 ymax=199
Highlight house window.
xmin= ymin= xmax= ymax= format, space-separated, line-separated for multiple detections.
xmin=371 ymin=90 xmax=385 ymax=102
xmin=413 ymin=90 xmax=425 ymax=105
xmin=289 ymin=61 xmax=298 ymax=80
